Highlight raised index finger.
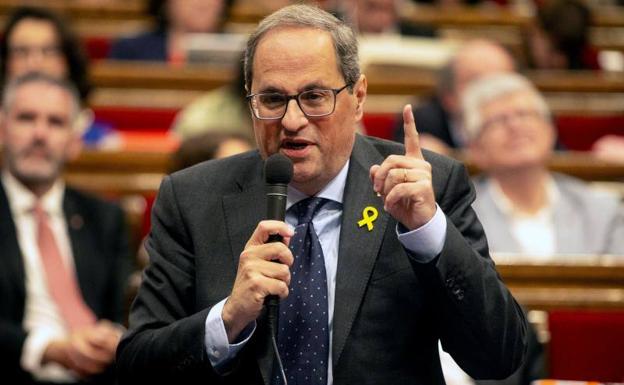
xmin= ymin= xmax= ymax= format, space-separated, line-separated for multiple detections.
xmin=403 ymin=104 xmax=424 ymax=160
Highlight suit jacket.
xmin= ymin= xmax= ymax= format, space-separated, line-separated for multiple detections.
xmin=0 ymin=183 xmax=131 ymax=385
xmin=473 ymin=173 xmax=624 ymax=255
xmin=117 ymin=135 xmax=527 ymax=384
xmin=392 ymin=96 xmax=458 ymax=148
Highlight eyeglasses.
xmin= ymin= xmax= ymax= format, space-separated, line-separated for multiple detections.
xmin=9 ymin=45 xmax=62 ymax=59
xmin=481 ymin=109 xmax=544 ymax=131
xmin=246 ymin=84 xmax=350 ymax=120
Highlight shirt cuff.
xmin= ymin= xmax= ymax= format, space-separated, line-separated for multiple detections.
xmin=21 ymin=327 xmax=76 ymax=382
xmin=205 ymin=298 xmax=256 ymax=371
xmin=396 ymin=203 xmax=447 ymax=263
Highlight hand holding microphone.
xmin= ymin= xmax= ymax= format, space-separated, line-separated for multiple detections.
xmin=221 ymin=154 xmax=294 ymax=343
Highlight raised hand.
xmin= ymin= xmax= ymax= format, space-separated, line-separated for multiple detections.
xmin=369 ymin=104 xmax=436 ymax=230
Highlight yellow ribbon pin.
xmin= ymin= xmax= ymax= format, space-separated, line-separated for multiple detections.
xmin=357 ymin=206 xmax=379 ymax=231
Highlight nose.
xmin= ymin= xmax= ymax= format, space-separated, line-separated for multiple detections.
xmin=31 ymin=118 xmax=50 ymax=140
xmin=280 ymin=99 xmax=308 ymax=132
xmin=24 ymin=51 xmax=45 ymax=71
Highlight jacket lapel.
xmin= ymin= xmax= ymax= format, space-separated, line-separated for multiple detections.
xmin=332 ymin=136 xmax=389 ymax=367
xmin=221 ymin=158 xmax=274 ymax=384
xmin=0 ymin=184 xmax=26 ymax=309
xmin=62 ymin=190 xmax=98 ymax=312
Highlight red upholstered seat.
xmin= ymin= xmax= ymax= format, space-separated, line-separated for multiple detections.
xmin=555 ymin=115 xmax=624 ymax=151
xmin=83 ymin=36 xmax=112 ymax=61
xmin=93 ymin=106 xmax=179 ymax=132
xmin=548 ymin=310 xmax=624 ymax=383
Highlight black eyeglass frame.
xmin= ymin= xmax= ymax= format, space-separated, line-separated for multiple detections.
xmin=246 ymin=83 xmax=351 ymax=120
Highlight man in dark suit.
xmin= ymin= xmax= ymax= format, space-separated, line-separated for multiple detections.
xmin=0 ymin=72 xmax=130 ymax=384
xmin=117 ymin=5 xmax=527 ymax=385
xmin=392 ymin=39 xmax=516 ymax=155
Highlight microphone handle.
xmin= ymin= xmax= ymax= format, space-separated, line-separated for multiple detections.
xmin=265 ymin=233 xmax=283 ymax=334
xmin=265 ymin=184 xmax=288 ymax=334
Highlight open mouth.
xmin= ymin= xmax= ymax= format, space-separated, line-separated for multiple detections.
xmin=281 ymin=139 xmax=311 ymax=150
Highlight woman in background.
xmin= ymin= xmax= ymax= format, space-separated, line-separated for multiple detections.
xmin=109 ymin=0 xmax=233 ymax=64
xmin=0 ymin=6 xmax=91 ymax=103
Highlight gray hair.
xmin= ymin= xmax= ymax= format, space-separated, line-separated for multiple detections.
xmin=243 ymin=4 xmax=360 ymax=92
xmin=462 ymin=72 xmax=550 ymax=140
xmin=2 ymin=72 xmax=81 ymax=120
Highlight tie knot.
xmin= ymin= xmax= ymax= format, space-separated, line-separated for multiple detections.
xmin=292 ymin=197 xmax=330 ymax=225
xmin=33 ymin=201 xmax=46 ymax=219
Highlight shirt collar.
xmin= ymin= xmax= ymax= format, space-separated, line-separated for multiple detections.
xmin=1 ymin=169 xmax=65 ymax=217
xmin=488 ymin=175 xmax=559 ymax=218
xmin=286 ymin=160 xmax=349 ymax=209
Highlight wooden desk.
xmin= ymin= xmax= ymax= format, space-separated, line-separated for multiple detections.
xmin=61 ymin=149 xmax=624 ymax=200
xmin=229 ymin=1 xmax=624 ymax=28
xmin=402 ymin=4 xmax=624 ymax=29
xmin=0 ymin=0 xmax=145 ymax=20
xmin=364 ymin=64 xmax=624 ymax=96
xmin=496 ymin=260 xmax=624 ymax=310
xmin=458 ymin=151 xmax=624 ymax=182
xmin=89 ymin=61 xmax=624 ymax=114
xmin=90 ymin=61 xmax=624 ymax=95
xmin=60 ymin=148 xmax=624 ymax=310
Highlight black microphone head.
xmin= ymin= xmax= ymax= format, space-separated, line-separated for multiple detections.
xmin=265 ymin=153 xmax=293 ymax=185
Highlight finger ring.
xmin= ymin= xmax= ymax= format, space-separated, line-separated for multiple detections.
xmin=403 ymin=168 xmax=408 ymax=183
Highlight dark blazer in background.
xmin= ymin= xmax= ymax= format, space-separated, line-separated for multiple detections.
xmin=0 ymin=184 xmax=131 ymax=385
xmin=117 ymin=134 xmax=527 ymax=385
xmin=393 ymin=96 xmax=458 ymax=148
xmin=108 ymin=30 xmax=167 ymax=61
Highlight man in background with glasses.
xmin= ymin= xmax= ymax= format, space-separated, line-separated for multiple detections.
xmin=464 ymin=72 xmax=624 ymax=257
xmin=118 ymin=5 xmax=527 ymax=385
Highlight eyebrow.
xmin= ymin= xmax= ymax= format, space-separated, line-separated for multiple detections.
xmin=256 ymin=82 xmax=330 ymax=94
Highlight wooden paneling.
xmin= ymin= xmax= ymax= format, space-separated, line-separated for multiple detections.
xmin=59 ymin=149 xmax=624 ymax=199
xmin=497 ymin=261 xmax=624 ymax=310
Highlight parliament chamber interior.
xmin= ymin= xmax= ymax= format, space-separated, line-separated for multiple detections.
xmin=0 ymin=0 xmax=623 ymax=383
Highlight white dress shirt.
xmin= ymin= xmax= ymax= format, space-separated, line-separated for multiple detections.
xmin=488 ymin=178 xmax=558 ymax=260
xmin=204 ymin=160 xmax=448 ymax=384
xmin=2 ymin=170 xmax=77 ymax=383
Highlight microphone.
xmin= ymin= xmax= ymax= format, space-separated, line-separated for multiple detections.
xmin=265 ymin=153 xmax=293 ymax=239
xmin=264 ymin=153 xmax=293 ymax=327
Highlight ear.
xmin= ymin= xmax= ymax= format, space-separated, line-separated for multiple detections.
xmin=65 ymin=131 xmax=83 ymax=162
xmin=354 ymin=74 xmax=367 ymax=121
xmin=65 ymin=108 xmax=92 ymax=162
xmin=441 ymin=91 xmax=459 ymax=116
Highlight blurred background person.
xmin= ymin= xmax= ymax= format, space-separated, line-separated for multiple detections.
xmin=339 ymin=0 xmax=436 ymax=37
xmin=0 ymin=6 xmax=91 ymax=104
xmin=592 ymin=135 xmax=624 ymax=164
xmin=171 ymin=57 xmax=254 ymax=140
xmin=168 ymin=131 xmax=253 ymax=173
xmin=523 ymin=0 xmax=600 ymax=70
xmin=0 ymin=73 xmax=131 ymax=384
xmin=392 ymin=39 xmax=515 ymax=155
xmin=132 ymin=131 xmax=253 ymax=270
xmin=109 ymin=0 xmax=233 ymax=64
xmin=463 ymin=72 xmax=624 ymax=258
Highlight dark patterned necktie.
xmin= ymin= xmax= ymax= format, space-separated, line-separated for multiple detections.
xmin=274 ymin=197 xmax=330 ymax=385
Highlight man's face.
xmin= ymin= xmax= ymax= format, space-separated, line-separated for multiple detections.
xmin=444 ymin=42 xmax=515 ymax=117
xmin=0 ymin=81 xmax=80 ymax=190
xmin=470 ymin=90 xmax=555 ymax=173
xmin=356 ymin=0 xmax=397 ymax=34
xmin=249 ymin=27 xmax=366 ymax=195
xmin=7 ymin=18 xmax=68 ymax=80
xmin=168 ymin=0 xmax=224 ymax=33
